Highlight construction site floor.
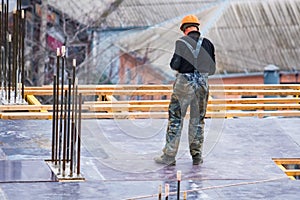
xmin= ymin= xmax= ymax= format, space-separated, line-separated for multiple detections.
xmin=1 ymin=117 xmax=300 ymax=199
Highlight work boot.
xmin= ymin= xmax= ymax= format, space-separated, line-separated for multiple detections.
xmin=154 ymin=154 xmax=176 ymax=166
xmin=192 ymin=154 xmax=203 ymax=165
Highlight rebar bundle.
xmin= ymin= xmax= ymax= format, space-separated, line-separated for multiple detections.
xmin=49 ymin=46 xmax=84 ymax=181
xmin=0 ymin=0 xmax=26 ymax=105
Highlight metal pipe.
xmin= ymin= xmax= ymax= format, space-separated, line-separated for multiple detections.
xmin=77 ymin=93 xmax=82 ymax=175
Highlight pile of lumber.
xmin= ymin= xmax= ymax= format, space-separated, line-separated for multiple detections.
xmin=0 ymin=84 xmax=299 ymax=119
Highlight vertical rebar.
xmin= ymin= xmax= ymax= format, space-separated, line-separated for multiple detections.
xmin=0 ymin=2 xmax=2 ymax=47
xmin=55 ymin=48 xmax=60 ymax=165
xmin=21 ymin=10 xmax=25 ymax=100
xmin=74 ymin=78 xmax=78 ymax=170
xmin=58 ymin=48 xmax=65 ymax=174
xmin=51 ymin=75 xmax=56 ymax=161
xmin=70 ymin=76 xmax=77 ymax=177
xmin=4 ymin=2 xmax=7 ymax=97
xmin=0 ymin=1 xmax=2 ymax=98
xmin=70 ymin=63 xmax=77 ymax=177
xmin=165 ymin=184 xmax=169 ymax=200
xmin=67 ymin=77 xmax=71 ymax=161
xmin=13 ymin=9 xmax=17 ymax=103
xmin=77 ymin=93 xmax=82 ymax=175
xmin=70 ymin=111 xmax=75 ymax=177
xmin=158 ymin=185 xmax=162 ymax=200
xmin=0 ymin=41 xmax=2 ymax=91
xmin=63 ymin=90 xmax=68 ymax=176
xmin=1 ymin=47 xmax=4 ymax=98
xmin=8 ymin=34 xmax=11 ymax=103
xmin=68 ymin=59 xmax=76 ymax=161
xmin=177 ymin=170 xmax=181 ymax=200
xmin=17 ymin=1 xmax=21 ymax=83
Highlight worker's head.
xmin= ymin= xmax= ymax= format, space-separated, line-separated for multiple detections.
xmin=180 ymin=15 xmax=200 ymax=34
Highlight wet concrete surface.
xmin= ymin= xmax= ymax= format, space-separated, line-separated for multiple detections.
xmin=0 ymin=118 xmax=300 ymax=199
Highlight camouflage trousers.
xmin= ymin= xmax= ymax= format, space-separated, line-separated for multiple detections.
xmin=163 ymin=72 xmax=209 ymax=158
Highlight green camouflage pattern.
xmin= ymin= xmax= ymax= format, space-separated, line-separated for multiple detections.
xmin=163 ymin=72 xmax=209 ymax=158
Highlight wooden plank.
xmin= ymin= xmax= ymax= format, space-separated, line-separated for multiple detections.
xmin=210 ymin=84 xmax=300 ymax=90
xmin=0 ymin=105 xmax=52 ymax=111
xmin=84 ymin=110 xmax=300 ymax=119
xmin=2 ymin=110 xmax=300 ymax=120
xmin=23 ymin=89 xmax=173 ymax=96
xmin=2 ymin=83 xmax=300 ymax=120
xmin=26 ymin=95 xmax=48 ymax=112
xmin=23 ymin=89 xmax=300 ymax=97
xmin=206 ymin=110 xmax=300 ymax=118
xmin=0 ymin=105 xmax=90 ymax=111
xmin=84 ymin=100 xmax=170 ymax=105
xmin=88 ymin=103 xmax=300 ymax=112
xmin=209 ymin=89 xmax=300 ymax=96
xmin=89 ymin=104 xmax=169 ymax=112
xmin=105 ymin=95 xmax=118 ymax=101
xmin=27 ymin=84 xmax=300 ymax=90
xmin=273 ymin=158 xmax=300 ymax=165
xmin=284 ymin=170 xmax=300 ymax=176
xmin=87 ymin=103 xmax=300 ymax=112
xmin=84 ymin=98 xmax=300 ymax=105
xmin=1 ymin=112 xmax=52 ymax=120
xmin=89 ymin=104 xmax=130 ymax=112
xmin=209 ymin=97 xmax=300 ymax=104
xmin=81 ymin=112 xmax=169 ymax=119
xmin=208 ymin=104 xmax=300 ymax=111
xmin=37 ymin=84 xmax=173 ymax=90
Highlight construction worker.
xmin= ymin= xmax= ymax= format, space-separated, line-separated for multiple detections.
xmin=154 ymin=14 xmax=216 ymax=165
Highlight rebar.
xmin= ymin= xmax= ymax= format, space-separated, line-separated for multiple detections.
xmin=55 ymin=49 xmax=60 ymax=165
xmin=49 ymin=46 xmax=83 ymax=180
xmin=77 ymin=93 xmax=82 ymax=175
xmin=67 ymin=77 xmax=71 ymax=161
xmin=52 ymin=75 xmax=56 ymax=161
xmin=0 ymin=0 xmax=26 ymax=105
xmin=63 ymin=90 xmax=68 ymax=176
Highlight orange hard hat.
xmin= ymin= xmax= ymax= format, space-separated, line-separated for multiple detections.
xmin=180 ymin=15 xmax=200 ymax=31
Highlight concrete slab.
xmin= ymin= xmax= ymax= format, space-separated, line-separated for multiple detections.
xmin=0 ymin=118 xmax=300 ymax=199
xmin=0 ymin=160 xmax=55 ymax=183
